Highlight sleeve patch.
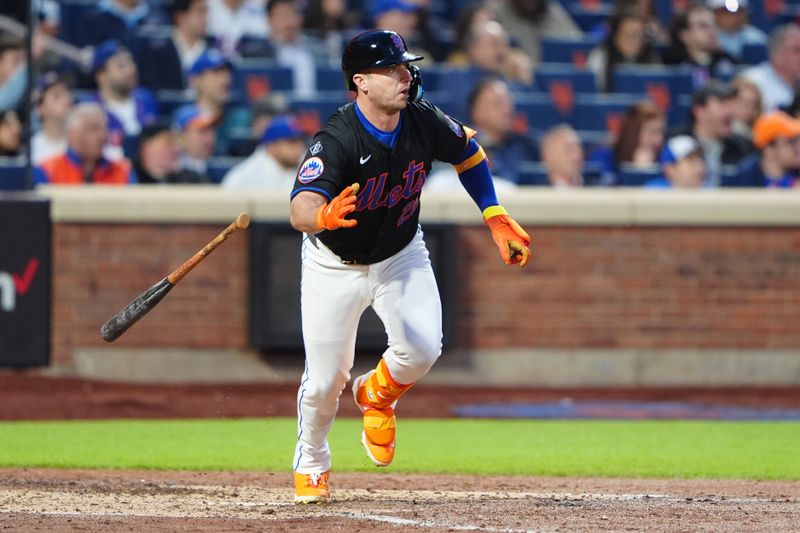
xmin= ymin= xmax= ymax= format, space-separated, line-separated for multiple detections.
xmin=297 ymin=157 xmax=325 ymax=183
xmin=309 ymin=141 xmax=323 ymax=155
xmin=445 ymin=115 xmax=464 ymax=138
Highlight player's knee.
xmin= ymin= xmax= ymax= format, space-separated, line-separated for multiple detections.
xmin=402 ymin=336 xmax=442 ymax=370
xmin=302 ymin=372 xmax=348 ymax=406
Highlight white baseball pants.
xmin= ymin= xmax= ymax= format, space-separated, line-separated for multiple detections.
xmin=293 ymin=227 xmax=442 ymax=473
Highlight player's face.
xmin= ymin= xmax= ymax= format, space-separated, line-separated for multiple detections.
xmin=364 ymin=63 xmax=413 ymax=113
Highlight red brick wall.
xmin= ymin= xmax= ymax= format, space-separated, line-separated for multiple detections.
xmin=457 ymin=226 xmax=800 ymax=349
xmin=52 ymin=224 xmax=249 ymax=366
xmin=51 ymin=223 xmax=800 ymax=368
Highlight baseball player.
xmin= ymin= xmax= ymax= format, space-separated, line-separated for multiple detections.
xmin=289 ymin=30 xmax=531 ymax=503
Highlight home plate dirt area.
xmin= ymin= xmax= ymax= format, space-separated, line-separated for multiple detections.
xmin=1 ymin=469 xmax=798 ymax=532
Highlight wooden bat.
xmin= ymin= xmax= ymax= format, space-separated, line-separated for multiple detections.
xmin=100 ymin=213 xmax=250 ymax=342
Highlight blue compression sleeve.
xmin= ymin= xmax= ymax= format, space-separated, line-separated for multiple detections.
xmin=454 ymin=138 xmax=498 ymax=212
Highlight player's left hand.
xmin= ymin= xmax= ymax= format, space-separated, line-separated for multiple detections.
xmin=483 ymin=206 xmax=531 ymax=268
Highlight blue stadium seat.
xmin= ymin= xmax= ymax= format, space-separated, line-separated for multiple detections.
xmin=572 ymin=93 xmax=641 ymax=135
xmin=316 ymin=66 xmax=345 ymax=92
xmin=748 ymin=0 xmax=798 ymax=32
xmin=565 ymin=3 xmax=613 ymax=33
xmin=612 ymin=65 xmax=694 ymax=98
xmin=0 ymin=159 xmax=27 ymax=191
xmin=618 ymin=165 xmax=660 ymax=186
xmin=741 ymin=43 xmax=768 ymax=65
xmin=534 ymin=63 xmax=597 ymax=94
xmin=58 ymin=0 xmax=96 ymax=46
xmin=516 ymin=161 xmax=550 ymax=186
xmin=541 ymin=36 xmax=601 ymax=66
xmin=231 ymin=60 xmax=294 ymax=104
xmin=155 ymin=91 xmax=192 ymax=116
xmin=516 ymin=92 xmax=573 ymax=132
xmin=207 ymin=157 xmax=245 ymax=184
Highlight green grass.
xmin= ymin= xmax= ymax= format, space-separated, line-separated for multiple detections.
xmin=0 ymin=418 xmax=797 ymax=479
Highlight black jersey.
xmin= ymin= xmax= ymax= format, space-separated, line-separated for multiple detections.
xmin=291 ymin=99 xmax=470 ymax=264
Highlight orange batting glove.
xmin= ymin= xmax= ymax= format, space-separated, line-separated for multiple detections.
xmin=315 ymin=183 xmax=360 ymax=231
xmin=483 ymin=205 xmax=531 ymax=268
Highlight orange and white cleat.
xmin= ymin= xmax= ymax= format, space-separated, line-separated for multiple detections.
xmin=353 ymin=362 xmax=412 ymax=468
xmin=293 ymin=471 xmax=330 ymax=504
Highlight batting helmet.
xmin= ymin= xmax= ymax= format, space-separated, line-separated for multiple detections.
xmin=341 ymin=30 xmax=424 ymax=98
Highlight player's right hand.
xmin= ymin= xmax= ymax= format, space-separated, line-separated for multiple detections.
xmin=315 ymin=183 xmax=360 ymax=231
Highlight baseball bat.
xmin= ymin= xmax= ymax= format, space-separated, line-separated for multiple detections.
xmin=100 ymin=213 xmax=250 ymax=342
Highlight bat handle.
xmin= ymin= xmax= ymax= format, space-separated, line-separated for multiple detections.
xmin=167 ymin=213 xmax=250 ymax=285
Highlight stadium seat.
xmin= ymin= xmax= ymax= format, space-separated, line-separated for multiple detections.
xmin=155 ymin=90 xmax=192 ymax=116
xmin=207 ymin=157 xmax=245 ymax=184
xmin=612 ymin=66 xmax=693 ymax=124
xmin=572 ymin=93 xmax=641 ymax=136
xmin=58 ymin=0 xmax=96 ymax=46
xmin=0 ymin=159 xmax=27 ymax=191
xmin=741 ymin=43 xmax=768 ymax=65
xmin=541 ymin=36 xmax=601 ymax=67
xmin=617 ymin=164 xmax=660 ymax=186
xmin=565 ymin=2 xmax=613 ymax=33
xmin=516 ymin=92 xmax=573 ymax=132
xmin=288 ymin=92 xmax=349 ymax=134
xmin=516 ymin=161 xmax=551 ymax=186
xmin=534 ymin=63 xmax=597 ymax=95
xmin=316 ymin=66 xmax=345 ymax=92
xmin=231 ymin=60 xmax=294 ymax=104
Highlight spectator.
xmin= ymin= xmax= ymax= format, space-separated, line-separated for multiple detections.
xmin=73 ymin=0 xmax=165 ymax=49
xmin=173 ymin=105 xmax=217 ymax=183
xmin=611 ymin=0 xmax=668 ymax=44
xmin=730 ymin=75 xmax=762 ymax=139
xmin=230 ymin=92 xmax=290 ymax=156
xmin=732 ymin=111 xmax=800 ymax=188
xmin=587 ymin=7 xmax=661 ymax=92
xmin=708 ymin=0 xmax=766 ymax=61
xmin=676 ymin=80 xmax=753 ymax=186
xmin=492 ymin=0 xmax=581 ymax=65
xmin=31 ymin=72 xmax=74 ymax=165
xmin=238 ymin=0 xmax=328 ymax=97
xmin=741 ymin=24 xmax=800 ymax=112
xmin=303 ymin=0 xmax=360 ymax=62
xmin=446 ymin=3 xmax=494 ymax=65
xmin=426 ymin=78 xmax=533 ymax=192
xmin=468 ymin=78 xmax=538 ymax=184
xmin=369 ymin=0 xmax=432 ymax=64
xmin=182 ymin=49 xmax=250 ymax=155
xmin=35 ymin=103 xmax=135 ymax=185
xmin=133 ymin=122 xmax=181 ymax=184
xmin=447 ymin=21 xmax=533 ymax=120
xmin=0 ymin=34 xmax=25 ymax=111
xmin=645 ymin=134 xmax=706 ymax=188
xmin=139 ymin=0 xmax=210 ymax=92
xmin=588 ymin=100 xmax=665 ymax=184
xmin=541 ymin=124 xmax=585 ymax=188
xmin=663 ymin=4 xmax=738 ymax=89
xmin=91 ymin=40 xmax=158 ymax=157
xmin=207 ymin=0 xmax=268 ymax=56
xmin=222 ymin=115 xmax=305 ymax=190
xmin=0 ymin=109 xmax=20 ymax=157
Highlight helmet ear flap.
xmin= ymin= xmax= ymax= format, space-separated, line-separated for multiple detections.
xmin=408 ymin=64 xmax=423 ymax=103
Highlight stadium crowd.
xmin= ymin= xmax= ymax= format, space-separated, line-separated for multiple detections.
xmin=2 ymin=0 xmax=800 ymax=190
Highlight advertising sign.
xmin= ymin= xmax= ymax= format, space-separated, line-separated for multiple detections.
xmin=0 ymin=198 xmax=50 ymax=366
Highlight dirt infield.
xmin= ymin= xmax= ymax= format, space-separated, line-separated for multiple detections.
xmin=1 ymin=374 xmax=799 ymax=531
xmin=1 ymin=469 xmax=798 ymax=532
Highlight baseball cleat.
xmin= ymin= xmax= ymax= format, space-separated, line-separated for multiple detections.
xmin=353 ymin=372 xmax=397 ymax=467
xmin=293 ymin=471 xmax=330 ymax=504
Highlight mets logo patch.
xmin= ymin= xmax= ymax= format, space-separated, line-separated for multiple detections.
xmin=298 ymin=157 xmax=324 ymax=183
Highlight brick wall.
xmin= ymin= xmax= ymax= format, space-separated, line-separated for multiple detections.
xmin=52 ymin=224 xmax=249 ymax=366
xmin=457 ymin=226 xmax=800 ymax=349
xmin=51 ymin=223 xmax=800 ymax=368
